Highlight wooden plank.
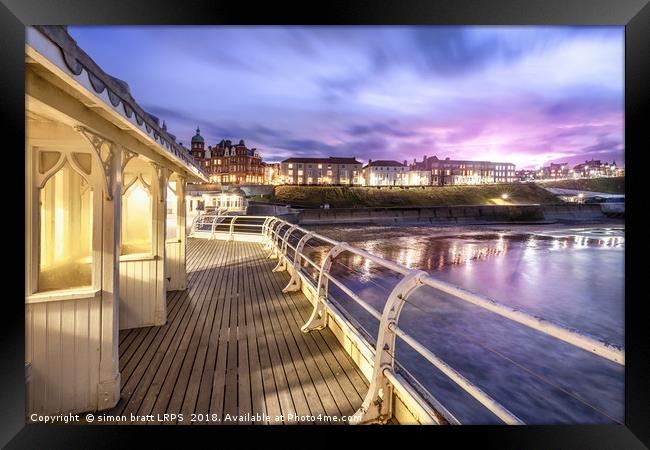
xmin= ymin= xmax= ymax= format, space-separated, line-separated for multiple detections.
xmin=77 ymin=299 xmax=91 ymax=411
xmin=113 ymin=237 xmax=222 ymax=420
xmin=263 ymin=243 xmax=367 ymax=417
xmin=251 ymin=244 xmax=339 ymax=422
xmin=209 ymin=242 xmax=238 ymax=420
xmin=139 ymin=238 xmax=224 ymax=421
xmin=248 ymin=244 xmax=322 ymax=423
xmin=223 ymin=242 xmax=243 ymax=421
xmin=104 ymin=238 xmax=370 ymax=424
xmin=236 ymin=243 xmax=252 ymax=424
xmin=61 ymin=300 xmax=76 ymax=411
xmin=165 ymin=238 xmax=233 ymax=424
xmin=249 ymin=244 xmax=311 ymax=424
xmin=274 ymin=268 xmax=367 ymax=415
xmin=240 ymin=243 xmax=267 ymax=424
xmin=192 ymin=240 xmax=234 ymax=423
xmin=241 ymin=244 xmax=282 ymax=424
xmin=246 ymin=244 xmax=297 ymax=423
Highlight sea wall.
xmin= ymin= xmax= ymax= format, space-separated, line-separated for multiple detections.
xmin=239 ymin=185 xmax=274 ymax=197
xmin=246 ymin=201 xmax=298 ymax=217
xmin=294 ymin=203 xmax=605 ymax=225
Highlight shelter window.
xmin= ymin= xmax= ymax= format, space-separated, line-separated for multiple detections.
xmin=121 ymin=178 xmax=153 ymax=256
xmin=38 ymin=162 xmax=93 ymax=292
xmin=166 ymin=181 xmax=178 ymax=241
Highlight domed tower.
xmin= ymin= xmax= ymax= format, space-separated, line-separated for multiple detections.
xmin=191 ymin=126 xmax=205 ymax=160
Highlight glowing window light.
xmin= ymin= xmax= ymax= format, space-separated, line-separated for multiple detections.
xmin=166 ymin=182 xmax=178 ymax=241
xmin=38 ymin=162 xmax=93 ymax=292
xmin=121 ymin=181 xmax=152 ymax=255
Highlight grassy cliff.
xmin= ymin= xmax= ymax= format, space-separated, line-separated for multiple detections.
xmin=536 ymin=177 xmax=625 ymax=194
xmin=266 ymin=184 xmax=560 ymax=208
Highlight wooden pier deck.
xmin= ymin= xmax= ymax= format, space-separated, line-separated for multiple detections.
xmin=107 ymin=238 xmax=368 ymax=424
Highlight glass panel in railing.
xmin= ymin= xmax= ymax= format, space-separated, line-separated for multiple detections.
xmin=296 ymin=237 xmax=333 ymax=283
xmin=394 ymin=284 xmax=624 ymax=424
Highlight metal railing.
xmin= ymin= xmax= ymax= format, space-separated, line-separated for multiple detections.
xmin=193 ymin=215 xmax=625 ymax=424
xmin=189 ymin=212 xmax=267 ymax=241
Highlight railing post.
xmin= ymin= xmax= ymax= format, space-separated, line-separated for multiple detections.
xmin=228 ymin=216 xmax=237 ymax=242
xmin=272 ymin=224 xmax=298 ymax=272
xmin=282 ymin=231 xmax=313 ymax=293
xmin=263 ymin=218 xmax=276 ymax=248
xmin=261 ymin=217 xmax=271 ymax=240
xmin=210 ymin=214 xmax=218 ymax=240
xmin=301 ymin=242 xmax=347 ymax=333
xmin=269 ymin=222 xmax=286 ymax=260
xmin=266 ymin=220 xmax=281 ymax=252
xmin=351 ymin=269 xmax=427 ymax=424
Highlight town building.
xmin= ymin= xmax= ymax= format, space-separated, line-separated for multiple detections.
xmin=190 ymin=129 xmax=264 ymax=185
xmin=539 ymin=162 xmax=570 ymax=179
xmin=515 ymin=169 xmax=537 ymax=182
xmin=279 ymin=157 xmax=363 ymax=185
xmin=573 ymin=159 xmax=620 ymax=178
xmin=362 ymin=160 xmax=409 ymax=186
xmin=409 ymin=156 xmax=516 ymax=185
xmin=535 ymin=159 xmax=622 ymax=180
xmin=264 ymin=162 xmax=281 ymax=185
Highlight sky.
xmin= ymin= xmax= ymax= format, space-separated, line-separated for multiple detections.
xmin=68 ymin=26 xmax=624 ymax=169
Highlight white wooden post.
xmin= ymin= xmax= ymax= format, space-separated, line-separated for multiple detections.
xmin=282 ymin=231 xmax=313 ymax=293
xmin=176 ymin=176 xmax=187 ymax=290
xmin=73 ymin=126 xmax=122 ymax=411
xmin=151 ymin=162 xmax=170 ymax=326
xmin=351 ymin=269 xmax=428 ymax=424
xmin=272 ymin=224 xmax=298 ymax=272
xmin=301 ymin=242 xmax=347 ymax=332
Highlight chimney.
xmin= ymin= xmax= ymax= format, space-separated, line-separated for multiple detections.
xmin=423 ymin=155 xmax=427 ymax=162
xmin=368 ymin=159 xmax=372 ymax=166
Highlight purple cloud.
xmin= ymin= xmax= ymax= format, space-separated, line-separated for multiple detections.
xmin=67 ymin=26 xmax=624 ymax=168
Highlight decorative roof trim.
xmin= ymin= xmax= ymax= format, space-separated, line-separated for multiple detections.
xmin=32 ymin=25 xmax=208 ymax=180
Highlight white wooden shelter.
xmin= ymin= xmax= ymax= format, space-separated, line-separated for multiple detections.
xmin=24 ymin=26 xmax=208 ymax=416
xmin=185 ymin=189 xmax=248 ymax=233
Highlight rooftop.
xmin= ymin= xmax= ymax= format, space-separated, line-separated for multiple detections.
xmin=282 ymin=157 xmax=362 ymax=165
xmin=365 ymin=160 xmax=406 ymax=168
xmin=30 ymin=26 xmax=208 ymax=180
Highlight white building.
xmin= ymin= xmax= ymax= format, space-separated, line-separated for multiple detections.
xmin=280 ymin=157 xmax=362 ymax=185
xmin=362 ymin=160 xmax=408 ymax=186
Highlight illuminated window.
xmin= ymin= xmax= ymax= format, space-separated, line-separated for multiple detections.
xmin=166 ymin=181 xmax=179 ymax=241
xmin=121 ymin=177 xmax=152 ymax=256
xmin=38 ymin=162 xmax=93 ymax=292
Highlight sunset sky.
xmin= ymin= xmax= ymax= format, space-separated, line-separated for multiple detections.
xmin=68 ymin=26 xmax=624 ymax=168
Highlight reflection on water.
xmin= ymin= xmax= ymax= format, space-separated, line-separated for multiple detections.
xmin=301 ymin=224 xmax=624 ymax=424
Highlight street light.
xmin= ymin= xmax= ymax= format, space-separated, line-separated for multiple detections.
xmin=501 ymin=193 xmax=509 ymax=200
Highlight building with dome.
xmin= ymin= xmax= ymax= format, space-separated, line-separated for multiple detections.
xmin=189 ymin=128 xmax=265 ymax=185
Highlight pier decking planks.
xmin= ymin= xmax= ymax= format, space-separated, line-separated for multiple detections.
xmin=107 ymin=238 xmax=368 ymax=424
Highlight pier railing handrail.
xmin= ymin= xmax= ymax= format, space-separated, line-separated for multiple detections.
xmin=193 ymin=214 xmax=625 ymax=424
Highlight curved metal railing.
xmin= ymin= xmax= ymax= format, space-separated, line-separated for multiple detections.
xmin=191 ymin=215 xmax=625 ymax=425
xmin=189 ymin=211 xmax=264 ymax=240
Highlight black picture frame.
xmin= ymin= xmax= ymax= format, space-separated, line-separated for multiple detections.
xmin=1 ymin=0 xmax=648 ymax=448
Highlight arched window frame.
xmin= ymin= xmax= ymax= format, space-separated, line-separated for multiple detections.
xmin=120 ymin=157 xmax=157 ymax=259
xmin=165 ymin=175 xmax=181 ymax=243
xmin=29 ymin=146 xmax=104 ymax=296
